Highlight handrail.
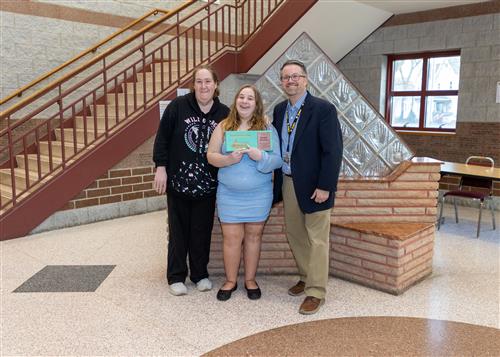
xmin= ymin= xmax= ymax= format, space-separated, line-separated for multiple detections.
xmin=0 ymin=8 xmax=170 ymax=106
xmin=0 ymin=0 xmax=196 ymax=118
xmin=0 ymin=0 xmax=287 ymax=213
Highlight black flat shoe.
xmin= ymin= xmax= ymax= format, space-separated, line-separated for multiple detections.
xmin=216 ymin=282 xmax=237 ymax=301
xmin=245 ymin=282 xmax=261 ymax=300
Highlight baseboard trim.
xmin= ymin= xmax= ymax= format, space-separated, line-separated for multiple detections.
xmin=31 ymin=196 xmax=166 ymax=235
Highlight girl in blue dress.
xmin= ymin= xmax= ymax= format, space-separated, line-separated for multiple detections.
xmin=207 ymin=85 xmax=282 ymax=301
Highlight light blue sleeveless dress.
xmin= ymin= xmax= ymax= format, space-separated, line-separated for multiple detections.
xmin=217 ymin=127 xmax=282 ymax=223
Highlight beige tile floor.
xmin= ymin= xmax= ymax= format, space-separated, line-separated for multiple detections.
xmin=1 ymin=204 xmax=499 ymax=356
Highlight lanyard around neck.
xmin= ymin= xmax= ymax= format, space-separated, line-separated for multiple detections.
xmin=286 ymin=103 xmax=304 ymax=152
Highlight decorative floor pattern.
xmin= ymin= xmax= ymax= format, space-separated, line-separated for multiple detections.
xmin=13 ymin=265 xmax=115 ymax=293
xmin=205 ymin=317 xmax=500 ymax=356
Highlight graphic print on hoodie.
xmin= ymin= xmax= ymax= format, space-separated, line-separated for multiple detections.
xmin=153 ymin=92 xmax=230 ymax=199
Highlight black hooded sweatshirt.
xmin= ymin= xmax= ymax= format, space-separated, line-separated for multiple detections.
xmin=153 ymin=92 xmax=230 ymax=200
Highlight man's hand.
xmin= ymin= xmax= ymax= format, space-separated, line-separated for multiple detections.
xmin=154 ymin=166 xmax=167 ymax=194
xmin=310 ymin=188 xmax=329 ymax=203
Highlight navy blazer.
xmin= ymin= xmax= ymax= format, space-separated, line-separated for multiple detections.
xmin=272 ymin=92 xmax=343 ymax=214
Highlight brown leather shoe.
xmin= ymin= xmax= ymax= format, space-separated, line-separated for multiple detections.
xmin=299 ymin=296 xmax=324 ymax=315
xmin=288 ymin=281 xmax=305 ymax=296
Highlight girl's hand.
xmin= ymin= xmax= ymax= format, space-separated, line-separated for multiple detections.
xmin=228 ymin=150 xmax=244 ymax=164
xmin=241 ymin=147 xmax=262 ymax=161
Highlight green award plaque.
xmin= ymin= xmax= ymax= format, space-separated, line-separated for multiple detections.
xmin=225 ymin=130 xmax=272 ymax=152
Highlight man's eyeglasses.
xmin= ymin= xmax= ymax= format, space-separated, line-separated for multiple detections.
xmin=281 ymin=74 xmax=306 ymax=82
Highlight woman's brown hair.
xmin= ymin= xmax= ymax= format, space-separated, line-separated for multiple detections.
xmin=223 ymin=85 xmax=267 ymax=131
xmin=190 ymin=64 xmax=220 ymax=98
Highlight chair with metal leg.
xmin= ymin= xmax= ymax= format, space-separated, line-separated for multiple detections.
xmin=437 ymin=156 xmax=496 ymax=238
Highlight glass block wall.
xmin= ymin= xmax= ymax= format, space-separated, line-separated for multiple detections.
xmin=255 ymin=32 xmax=414 ymax=179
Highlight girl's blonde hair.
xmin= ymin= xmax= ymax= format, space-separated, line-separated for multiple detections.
xmin=223 ymin=85 xmax=266 ymax=131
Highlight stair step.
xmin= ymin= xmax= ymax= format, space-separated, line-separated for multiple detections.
xmin=106 ymin=93 xmax=145 ymax=106
xmin=74 ymin=116 xmax=118 ymax=130
xmin=0 ymin=183 xmax=21 ymax=200
xmin=153 ymin=57 xmax=199 ymax=66
xmin=87 ymin=105 xmax=125 ymax=119
xmin=16 ymin=154 xmax=63 ymax=174
xmin=0 ymin=193 xmax=11 ymax=206
xmin=55 ymin=128 xmax=104 ymax=144
xmin=38 ymin=140 xmax=84 ymax=158
xmin=122 ymin=82 xmax=157 ymax=95
xmin=88 ymin=103 xmax=146 ymax=118
xmin=0 ymin=184 xmax=13 ymax=197
xmin=74 ymin=112 xmax=119 ymax=131
xmin=0 ymin=168 xmax=39 ymax=190
xmin=136 ymin=71 xmax=179 ymax=84
xmin=0 ymin=192 xmax=13 ymax=207
xmin=148 ymin=64 xmax=181 ymax=74
xmin=122 ymin=80 xmax=179 ymax=96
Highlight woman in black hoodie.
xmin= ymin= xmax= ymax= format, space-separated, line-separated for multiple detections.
xmin=153 ymin=65 xmax=230 ymax=296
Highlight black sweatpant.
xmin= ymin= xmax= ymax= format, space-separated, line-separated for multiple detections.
xmin=166 ymin=193 xmax=216 ymax=285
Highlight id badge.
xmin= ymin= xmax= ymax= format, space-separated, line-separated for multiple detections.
xmin=283 ymin=152 xmax=290 ymax=164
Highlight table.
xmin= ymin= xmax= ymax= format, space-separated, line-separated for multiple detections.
xmin=440 ymin=161 xmax=500 ymax=180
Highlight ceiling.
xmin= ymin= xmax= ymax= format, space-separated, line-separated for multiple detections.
xmin=357 ymin=0 xmax=489 ymax=14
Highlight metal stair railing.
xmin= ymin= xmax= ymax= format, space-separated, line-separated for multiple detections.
xmin=0 ymin=0 xmax=285 ymax=212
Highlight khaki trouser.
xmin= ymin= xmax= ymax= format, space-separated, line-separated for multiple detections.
xmin=282 ymin=175 xmax=331 ymax=299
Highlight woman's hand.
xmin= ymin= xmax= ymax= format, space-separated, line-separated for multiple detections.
xmin=227 ymin=150 xmax=244 ymax=165
xmin=242 ymin=147 xmax=262 ymax=161
xmin=154 ymin=166 xmax=167 ymax=194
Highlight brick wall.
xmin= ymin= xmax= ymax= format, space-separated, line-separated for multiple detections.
xmin=333 ymin=162 xmax=439 ymax=223
xmin=482 ymin=181 xmax=499 ymax=197
xmin=439 ymin=174 xmax=500 ymax=199
xmin=400 ymin=123 xmax=500 ymax=165
xmin=60 ymin=166 xmax=161 ymax=210
xmin=208 ymin=158 xmax=441 ymax=274
xmin=331 ymin=223 xmax=434 ymax=295
xmin=439 ymin=174 xmax=461 ymax=192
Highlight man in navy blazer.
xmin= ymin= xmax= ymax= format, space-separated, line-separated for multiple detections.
xmin=272 ymin=59 xmax=343 ymax=315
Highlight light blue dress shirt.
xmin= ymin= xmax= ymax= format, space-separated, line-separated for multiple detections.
xmin=281 ymin=91 xmax=308 ymax=175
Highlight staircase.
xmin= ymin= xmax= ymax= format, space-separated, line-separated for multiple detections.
xmin=0 ymin=0 xmax=316 ymax=240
